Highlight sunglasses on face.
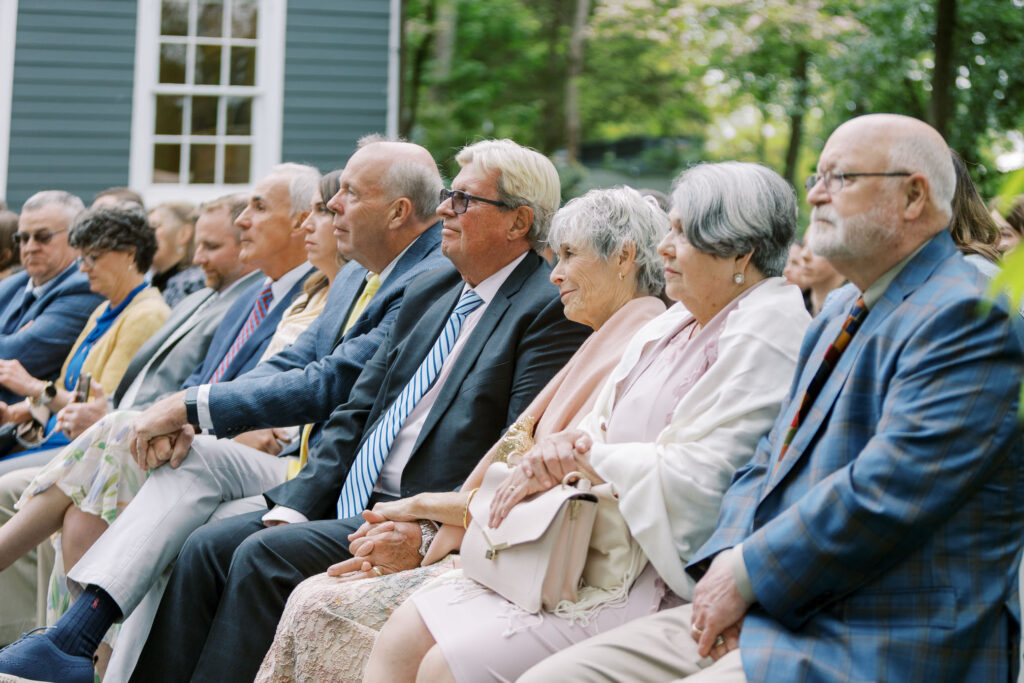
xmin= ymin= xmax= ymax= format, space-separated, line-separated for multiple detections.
xmin=11 ymin=227 xmax=68 ymax=246
xmin=439 ymin=188 xmax=510 ymax=214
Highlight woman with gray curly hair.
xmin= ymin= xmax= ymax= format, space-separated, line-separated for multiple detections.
xmin=0 ymin=208 xmax=169 ymax=457
xmin=365 ymin=162 xmax=811 ymax=683
xmin=255 ymin=185 xmax=669 ymax=683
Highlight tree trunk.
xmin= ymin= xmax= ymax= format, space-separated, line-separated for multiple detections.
xmin=399 ymin=0 xmax=438 ymax=139
xmin=430 ymin=0 xmax=457 ymax=102
xmin=565 ymin=0 xmax=590 ymax=163
xmin=929 ymin=0 xmax=956 ymax=137
xmin=783 ymin=48 xmax=809 ymax=188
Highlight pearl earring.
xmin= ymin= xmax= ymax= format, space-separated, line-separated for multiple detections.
xmin=618 ymin=272 xmax=625 ymax=281
xmin=733 ymin=272 xmax=745 ymax=285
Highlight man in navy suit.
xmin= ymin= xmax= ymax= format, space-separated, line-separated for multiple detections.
xmin=127 ymin=139 xmax=589 ymax=682
xmin=521 ymin=115 xmax=1024 ymax=683
xmin=0 ymin=191 xmax=101 ymax=405
xmin=0 ymin=141 xmax=454 ymax=681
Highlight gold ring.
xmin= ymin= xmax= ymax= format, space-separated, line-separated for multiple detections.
xmin=714 ymin=636 xmax=725 ymax=648
xmin=372 ymin=566 xmax=383 ymax=577
xmin=691 ymin=625 xmax=702 ymax=638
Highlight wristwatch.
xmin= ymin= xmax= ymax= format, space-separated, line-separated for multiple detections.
xmin=34 ymin=381 xmax=57 ymax=406
xmin=184 ymin=386 xmax=201 ymax=429
xmin=418 ymin=520 xmax=438 ymax=557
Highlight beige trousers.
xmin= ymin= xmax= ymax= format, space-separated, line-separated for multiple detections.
xmin=518 ymin=604 xmax=747 ymax=683
xmin=0 ymin=466 xmax=54 ymax=645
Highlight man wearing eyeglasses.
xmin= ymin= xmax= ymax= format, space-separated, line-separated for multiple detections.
xmin=0 ymin=190 xmax=102 ymax=405
xmin=520 ymin=114 xmax=1024 ymax=683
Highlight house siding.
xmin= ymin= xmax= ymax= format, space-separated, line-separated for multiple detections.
xmin=6 ymin=0 xmax=137 ymax=210
xmin=282 ymin=1 xmax=390 ymax=171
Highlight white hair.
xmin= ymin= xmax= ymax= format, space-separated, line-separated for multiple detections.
xmin=271 ymin=163 xmax=321 ymax=216
xmin=671 ymin=162 xmax=797 ymax=277
xmin=887 ymin=136 xmax=955 ymax=220
xmin=455 ymin=139 xmax=560 ymax=248
xmin=548 ymin=186 xmax=668 ymax=296
xmin=21 ymin=190 xmax=86 ymax=227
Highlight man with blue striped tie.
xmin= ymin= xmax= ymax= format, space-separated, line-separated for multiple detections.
xmin=127 ymin=139 xmax=592 ymax=682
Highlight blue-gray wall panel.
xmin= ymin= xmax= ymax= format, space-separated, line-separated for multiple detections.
xmin=282 ymin=1 xmax=391 ymax=171
xmin=6 ymin=1 xmax=136 ymax=210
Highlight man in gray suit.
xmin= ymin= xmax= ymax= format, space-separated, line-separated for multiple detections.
xmin=0 ymin=193 xmax=258 ymax=646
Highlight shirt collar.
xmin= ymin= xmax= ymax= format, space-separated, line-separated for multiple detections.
xmin=461 ymin=251 xmax=529 ymax=305
xmin=377 ymin=240 xmax=416 ymax=284
xmin=28 ymin=261 xmax=78 ymax=298
xmin=861 ymin=241 xmax=928 ymax=310
xmin=268 ymin=262 xmax=315 ymax=303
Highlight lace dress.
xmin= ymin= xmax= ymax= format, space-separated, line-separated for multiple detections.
xmin=256 ymin=555 xmax=460 ymax=683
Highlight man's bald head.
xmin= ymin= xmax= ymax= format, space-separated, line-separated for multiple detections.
xmin=828 ymin=114 xmax=955 ymax=225
xmin=353 ymin=138 xmax=443 ymax=223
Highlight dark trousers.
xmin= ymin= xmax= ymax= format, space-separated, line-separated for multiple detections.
xmin=129 ymin=503 xmax=387 ymax=683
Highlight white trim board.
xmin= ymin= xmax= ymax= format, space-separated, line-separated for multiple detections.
xmin=0 ymin=0 xmax=18 ymax=205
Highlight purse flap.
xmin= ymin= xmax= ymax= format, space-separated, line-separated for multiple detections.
xmin=470 ymin=462 xmax=597 ymax=549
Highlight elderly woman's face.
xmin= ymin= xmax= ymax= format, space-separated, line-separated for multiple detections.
xmin=550 ymin=240 xmax=626 ymax=330
xmin=659 ymin=209 xmax=739 ymax=314
xmin=78 ymin=247 xmax=135 ymax=300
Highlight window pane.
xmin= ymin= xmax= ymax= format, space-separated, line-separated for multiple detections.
xmin=230 ymin=46 xmax=256 ymax=86
xmin=153 ymin=144 xmax=181 ymax=183
xmin=160 ymin=0 xmax=189 ymax=36
xmin=159 ymin=43 xmax=186 ymax=84
xmin=195 ymin=44 xmax=222 ymax=85
xmin=197 ymin=0 xmax=224 ymax=38
xmin=225 ymin=145 xmax=251 ymax=184
xmin=191 ymin=96 xmax=219 ymax=135
xmin=231 ymin=0 xmax=259 ymax=39
xmin=154 ymin=95 xmax=184 ymax=135
xmin=190 ymin=144 xmax=217 ymax=183
xmin=225 ymin=97 xmax=252 ymax=135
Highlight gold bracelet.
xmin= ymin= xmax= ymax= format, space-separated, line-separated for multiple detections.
xmin=463 ymin=487 xmax=479 ymax=529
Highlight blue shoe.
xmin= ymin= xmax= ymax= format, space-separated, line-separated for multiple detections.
xmin=0 ymin=628 xmax=93 ymax=683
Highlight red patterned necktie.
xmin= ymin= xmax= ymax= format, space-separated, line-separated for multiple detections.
xmin=775 ymin=296 xmax=867 ymax=473
xmin=209 ymin=282 xmax=274 ymax=383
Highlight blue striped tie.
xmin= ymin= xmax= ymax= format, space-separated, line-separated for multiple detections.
xmin=337 ymin=289 xmax=484 ymax=518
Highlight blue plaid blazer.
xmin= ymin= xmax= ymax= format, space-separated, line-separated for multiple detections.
xmin=689 ymin=231 xmax=1024 ymax=682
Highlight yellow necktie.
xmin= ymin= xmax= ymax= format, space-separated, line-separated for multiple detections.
xmin=288 ymin=273 xmax=382 ymax=479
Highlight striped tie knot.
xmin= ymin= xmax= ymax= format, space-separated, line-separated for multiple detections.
xmin=336 ymin=287 xmax=485 ymax=518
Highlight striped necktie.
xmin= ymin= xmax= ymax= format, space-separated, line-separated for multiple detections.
xmin=336 ymin=289 xmax=484 ymax=518
xmin=289 ymin=273 xmax=383 ymax=480
xmin=775 ymin=296 xmax=867 ymax=473
xmin=209 ymin=282 xmax=274 ymax=383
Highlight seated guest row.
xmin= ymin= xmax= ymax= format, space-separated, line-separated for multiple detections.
xmin=0 ymin=115 xmax=1021 ymax=683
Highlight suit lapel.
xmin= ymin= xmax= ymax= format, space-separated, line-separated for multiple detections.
xmin=224 ymin=271 xmax=310 ymax=379
xmin=411 ymin=252 xmax=538 ymax=453
xmin=763 ymin=233 xmax=956 ymax=494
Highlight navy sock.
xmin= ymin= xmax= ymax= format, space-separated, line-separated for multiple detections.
xmin=47 ymin=585 xmax=122 ymax=658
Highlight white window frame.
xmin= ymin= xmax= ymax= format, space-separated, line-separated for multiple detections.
xmin=129 ymin=0 xmax=286 ymax=206
xmin=0 ymin=0 xmax=18 ymax=204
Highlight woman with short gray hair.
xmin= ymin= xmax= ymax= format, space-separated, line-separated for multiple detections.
xmin=366 ymin=163 xmax=811 ymax=683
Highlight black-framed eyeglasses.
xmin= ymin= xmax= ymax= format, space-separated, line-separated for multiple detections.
xmin=804 ymin=171 xmax=912 ymax=194
xmin=79 ymin=250 xmax=109 ymax=269
xmin=439 ymin=188 xmax=510 ymax=214
xmin=11 ymin=227 xmax=68 ymax=246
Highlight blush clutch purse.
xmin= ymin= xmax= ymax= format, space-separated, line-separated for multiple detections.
xmin=460 ymin=462 xmax=599 ymax=613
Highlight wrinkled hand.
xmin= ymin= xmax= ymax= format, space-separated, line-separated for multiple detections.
xmin=521 ymin=429 xmax=598 ymax=488
xmin=0 ymin=400 xmax=30 ymax=425
xmin=327 ymin=509 xmax=422 ymax=579
xmin=370 ymin=497 xmax=420 ymax=523
xmin=129 ymin=392 xmax=193 ymax=470
xmin=232 ymin=427 xmax=293 ymax=455
xmin=488 ymin=465 xmax=546 ymax=528
xmin=690 ymin=551 xmax=750 ymax=659
xmin=55 ymin=382 xmax=108 ymax=439
xmin=0 ymin=359 xmax=42 ymax=397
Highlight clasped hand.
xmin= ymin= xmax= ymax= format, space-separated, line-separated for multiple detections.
xmin=129 ymin=392 xmax=195 ymax=470
xmin=326 ymin=510 xmax=423 ymax=580
xmin=488 ymin=428 xmax=600 ymax=528
xmin=0 ymin=359 xmax=41 ymax=396
xmin=689 ymin=550 xmax=750 ymax=661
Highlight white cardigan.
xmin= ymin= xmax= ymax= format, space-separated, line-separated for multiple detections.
xmin=580 ymin=277 xmax=810 ymax=599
